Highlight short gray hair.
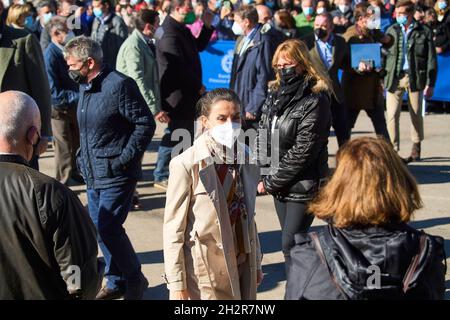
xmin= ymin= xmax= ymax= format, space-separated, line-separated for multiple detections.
xmin=63 ymin=35 xmax=103 ymax=63
xmin=0 ymin=91 xmax=40 ymax=148
xmin=36 ymin=0 xmax=55 ymax=11
xmin=46 ymin=16 xmax=69 ymax=35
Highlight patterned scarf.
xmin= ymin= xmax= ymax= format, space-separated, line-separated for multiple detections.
xmin=205 ymin=133 xmax=247 ymax=254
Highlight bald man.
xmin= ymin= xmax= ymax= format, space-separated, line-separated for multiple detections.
xmin=256 ymin=4 xmax=273 ymax=25
xmin=0 ymin=91 xmax=102 ymax=300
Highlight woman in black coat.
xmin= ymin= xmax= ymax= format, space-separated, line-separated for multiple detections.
xmin=255 ymin=39 xmax=333 ymax=267
xmin=285 ymin=137 xmax=447 ymax=300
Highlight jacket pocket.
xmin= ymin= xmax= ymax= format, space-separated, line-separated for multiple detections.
xmin=91 ymin=147 xmax=122 ymax=178
xmin=193 ymin=232 xmax=214 ymax=285
xmin=289 ymin=179 xmax=317 ymax=194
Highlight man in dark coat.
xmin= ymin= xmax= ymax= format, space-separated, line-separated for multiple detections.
xmin=302 ymin=13 xmax=350 ymax=147
xmin=44 ymin=16 xmax=82 ymax=186
xmin=91 ymin=0 xmax=128 ymax=68
xmin=0 ymin=91 xmax=102 ymax=300
xmin=229 ymin=5 xmax=282 ymax=132
xmin=0 ymin=15 xmax=52 ymax=170
xmin=154 ymin=0 xmax=214 ymax=189
xmin=64 ymin=36 xmax=156 ymax=300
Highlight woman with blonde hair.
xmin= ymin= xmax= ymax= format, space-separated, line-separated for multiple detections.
xmin=255 ymin=38 xmax=332 ymax=270
xmin=164 ymin=88 xmax=263 ymax=300
xmin=6 ymin=4 xmax=34 ymax=31
xmin=285 ymin=137 xmax=446 ymax=300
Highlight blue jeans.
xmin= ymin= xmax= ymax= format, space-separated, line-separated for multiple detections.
xmin=153 ymin=145 xmax=171 ymax=182
xmin=153 ymin=118 xmax=195 ymax=182
xmin=87 ymin=182 xmax=142 ymax=290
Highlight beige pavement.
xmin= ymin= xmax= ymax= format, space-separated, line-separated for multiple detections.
xmin=39 ymin=111 xmax=450 ymax=300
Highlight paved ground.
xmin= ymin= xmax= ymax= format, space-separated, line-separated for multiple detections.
xmin=39 ymin=110 xmax=450 ymax=300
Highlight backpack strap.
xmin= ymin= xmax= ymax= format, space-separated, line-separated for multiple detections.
xmin=402 ymin=232 xmax=428 ymax=293
xmin=310 ymin=232 xmax=348 ymax=298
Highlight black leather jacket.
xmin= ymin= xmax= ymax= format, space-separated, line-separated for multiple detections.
xmin=255 ymin=75 xmax=332 ymax=202
xmin=286 ymin=224 xmax=447 ymax=300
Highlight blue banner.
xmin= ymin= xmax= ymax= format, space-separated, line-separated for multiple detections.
xmin=200 ymin=40 xmax=236 ymax=91
xmin=201 ymin=41 xmax=450 ymax=102
xmin=430 ymin=52 xmax=450 ymax=102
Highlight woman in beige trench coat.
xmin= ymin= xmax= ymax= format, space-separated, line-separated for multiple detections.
xmin=163 ymin=88 xmax=264 ymax=300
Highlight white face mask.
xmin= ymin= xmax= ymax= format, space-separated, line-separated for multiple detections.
xmin=232 ymin=21 xmax=244 ymax=36
xmin=339 ymin=4 xmax=350 ymax=13
xmin=316 ymin=7 xmax=326 ymax=14
xmin=210 ymin=121 xmax=241 ymax=149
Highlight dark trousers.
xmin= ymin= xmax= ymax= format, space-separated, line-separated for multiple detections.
xmin=51 ymin=106 xmax=80 ymax=184
xmin=348 ymin=105 xmax=390 ymax=141
xmin=154 ymin=118 xmax=194 ymax=182
xmin=273 ymin=198 xmax=314 ymax=258
xmin=330 ymin=98 xmax=351 ymax=147
xmin=87 ymin=181 xmax=142 ymax=290
xmin=348 ymin=94 xmax=390 ymax=141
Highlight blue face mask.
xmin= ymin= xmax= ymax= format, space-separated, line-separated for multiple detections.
xmin=93 ymin=8 xmax=104 ymax=18
xmin=42 ymin=12 xmax=53 ymax=25
xmin=396 ymin=15 xmax=408 ymax=26
xmin=303 ymin=7 xmax=314 ymax=16
xmin=266 ymin=0 xmax=275 ymax=9
xmin=215 ymin=0 xmax=222 ymax=9
xmin=438 ymin=1 xmax=448 ymax=10
xmin=242 ymin=0 xmax=254 ymax=5
xmin=24 ymin=16 xmax=34 ymax=29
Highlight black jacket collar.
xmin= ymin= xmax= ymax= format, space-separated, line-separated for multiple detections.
xmin=0 ymin=154 xmax=30 ymax=167
xmin=84 ymin=64 xmax=112 ymax=92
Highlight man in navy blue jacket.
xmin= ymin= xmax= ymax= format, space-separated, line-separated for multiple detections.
xmin=44 ymin=16 xmax=82 ymax=186
xmin=229 ymin=5 xmax=282 ymax=132
xmin=63 ymin=36 xmax=156 ymax=300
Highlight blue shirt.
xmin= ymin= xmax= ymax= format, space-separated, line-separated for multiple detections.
xmin=401 ymin=23 xmax=414 ymax=71
xmin=239 ymin=27 xmax=258 ymax=55
xmin=316 ymin=34 xmax=334 ymax=70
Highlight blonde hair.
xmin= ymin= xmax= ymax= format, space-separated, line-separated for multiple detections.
xmin=309 ymin=137 xmax=423 ymax=228
xmin=270 ymin=39 xmax=334 ymax=94
xmin=6 ymin=4 xmax=33 ymax=28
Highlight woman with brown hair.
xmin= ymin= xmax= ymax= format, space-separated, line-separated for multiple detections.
xmin=285 ymin=137 xmax=446 ymax=300
xmin=164 ymin=88 xmax=263 ymax=300
xmin=255 ymin=39 xmax=332 ymax=270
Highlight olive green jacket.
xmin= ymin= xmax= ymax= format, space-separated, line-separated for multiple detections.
xmin=116 ymin=29 xmax=161 ymax=115
xmin=0 ymin=25 xmax=52 ymax=136
xmin=384 ymin=23 xmax=437 ymax=92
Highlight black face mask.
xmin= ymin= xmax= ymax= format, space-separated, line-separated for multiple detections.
xmin=279 ymin=66 xmax=298 ymax=82
xmin=33 ymin=132 xmax=41 ymax=149
xmin=314 ymin=27 xmax=328 ymax=40
xmin=68 ymin=65 xmax=88 ymax=84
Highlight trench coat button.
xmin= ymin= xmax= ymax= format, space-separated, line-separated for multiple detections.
xmin=217 ymin=243 xmax=223 ymax=250
xmin=250 ymin=239 xmax=255 ymax=245
xmin=215 ymin=219 xmax=219 ymax=225
xmin=219 ymin=270 xmax=225 ymax=276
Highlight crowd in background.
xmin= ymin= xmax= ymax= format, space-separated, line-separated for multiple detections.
xmin=0 ymin=0 xmax=449 ymax=46
xmin=0 ymin=0 xmax=448 ymax=300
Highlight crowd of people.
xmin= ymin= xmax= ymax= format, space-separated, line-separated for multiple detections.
xmin=0 ymin=0 xmax=448 ymax=300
